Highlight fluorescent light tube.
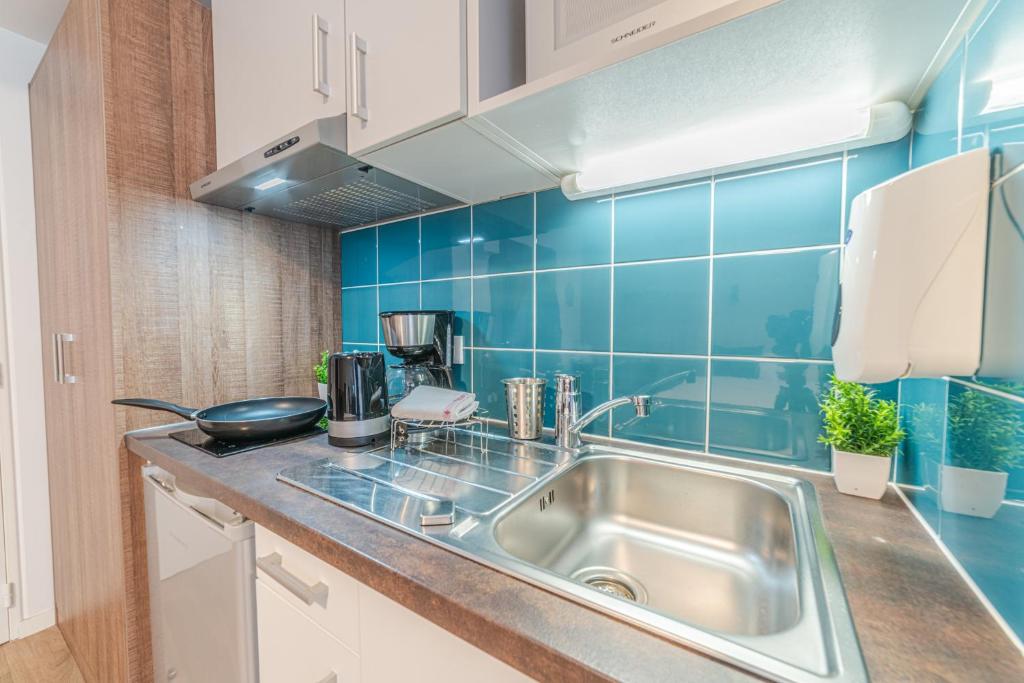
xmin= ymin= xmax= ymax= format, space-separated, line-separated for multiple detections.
xmin=254 ymin=177 xmax=288 ymax=191
xmin=562 ymin=101 xmax=912 ymax=199
xmin=982 ymin=73 xmax=1024 ymax=114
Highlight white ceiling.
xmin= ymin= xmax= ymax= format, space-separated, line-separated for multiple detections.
xmin=0 ymin=0 xmax=69 ymax=44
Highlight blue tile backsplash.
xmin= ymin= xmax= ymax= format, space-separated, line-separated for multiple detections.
xmin=341 ymin=141 xmax=910 ymax=470
xmin=713 ymin=158 xmax=842 ymax=254
xmin=613 ymin=183 xmax=710 ymax=262
xmin=535 ymin=267 xmax=611 ymax=352
xmin=712 ymin=249 xmax=839 ymax=360
xmin=614 ymin=259 xmax=708 ymax=356
xmin=333 ymin=1 xmax=1024 ymax=656
xmin=898 ymin=0 xmax=1024 ymax=643
xmin=339 ymin=0 xmax=1024 ymax=642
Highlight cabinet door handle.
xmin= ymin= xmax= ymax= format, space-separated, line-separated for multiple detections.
xmin=53 ymin=332 xmax=77 ymax=384
xmin=51 ymin=333 xmax=62 ymax=383
xmin=349 ymin=33 xmax=368 ymax=121
xmin=312 ymin=13 xmax=331 ymax=97
xmin=315 ymin=674 xmax=337 ymax=683
xmin=256 ymin=552 xmax=329 ymax=607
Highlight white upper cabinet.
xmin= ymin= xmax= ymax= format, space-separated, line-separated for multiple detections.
xmin=212 ymin=0 xmax=346 ymax=168
xmin=344 ymin=0 xmax=468 ymax=157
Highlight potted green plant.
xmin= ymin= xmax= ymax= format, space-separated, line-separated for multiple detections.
xmin=314 ymin=350 xmax=330 ymax=401
xmin=941 ymin=387 xmax=1023 ymax=518
xmin=819 ymin=375 xmax=905 ymax=499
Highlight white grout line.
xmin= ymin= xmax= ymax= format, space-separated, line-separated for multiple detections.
xmin=704 ymin=178 xmax=717 ymax=452
xmin=892 ymin=485 xmax=1024 ymax=655
xmin=469 ymin=208 xmax=475 ymax=393
xmin=614 ymin=254 xmax=710 ymax=267
xmin=714 ymin=155 xmax=843 ymax=184
xmin=532 ymin=194 xmax=537 ymax=379
xmin=374 ymin=227 xmax=380 ymax=345
xmin=839 ymin=150 xmax=849 ymax=243
xmin=608 ymin=192 xmax=617 ymax=438
xmin=341 ymin=243 xmax=844 ymax=290
xmin=417 ymin=217 xmax=423 ymax=307
xmin=946 ymin=376 xmax=1024 ymax=405
xmin=536 ymin=348 xmax=609 ymax=357
xmin=613 ymin=179 xmax=712 ymax=201
xmin=719 ymin=355 xmax=834 ymax=365
xmin=713 ymin=243 xmax=841 ymax=259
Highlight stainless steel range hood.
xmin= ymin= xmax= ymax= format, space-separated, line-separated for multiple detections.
xmin=189 ymin=115 xmax=460 ymax=229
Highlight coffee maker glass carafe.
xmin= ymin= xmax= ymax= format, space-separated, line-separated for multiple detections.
xmin=379 ymin=310 xmax=455 ymax=401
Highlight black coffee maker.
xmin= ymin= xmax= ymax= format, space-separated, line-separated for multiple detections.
xmin=327 ymin=352 xmax=389 ymax=447
xmin=379 ymin=310 xmax=455 ymax=404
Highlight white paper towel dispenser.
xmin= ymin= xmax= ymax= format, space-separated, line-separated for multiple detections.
xmin=832 ymin=147 xmax=990 ymax=383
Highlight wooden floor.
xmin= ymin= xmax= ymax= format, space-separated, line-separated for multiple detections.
xmin=0 ymin=628 xmax=84 ymax=683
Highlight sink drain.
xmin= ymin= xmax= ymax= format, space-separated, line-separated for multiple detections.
xmin=571 ymin=567 xmax=648 ymax=604
xmin=585 ymin=577 xmax=637 ymax=600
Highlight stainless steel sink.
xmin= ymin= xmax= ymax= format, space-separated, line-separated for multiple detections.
xmin=279 ymin=431 xmax=866 ymax=683
xmin=492 ymin=456 xmax=800 ymax=637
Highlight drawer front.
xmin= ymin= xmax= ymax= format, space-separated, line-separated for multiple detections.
xmin=256 ymin=579 xmax=360 ymax=683
xmin=255 ymin=525 xmax=360 ymax=652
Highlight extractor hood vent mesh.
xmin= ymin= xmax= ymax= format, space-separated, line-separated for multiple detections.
xmin=270 ymin=175 xmax=450 ymax=228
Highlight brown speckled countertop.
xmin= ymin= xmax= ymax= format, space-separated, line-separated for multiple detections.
xmin=125 ymin=426 xmax=1023 ymax=682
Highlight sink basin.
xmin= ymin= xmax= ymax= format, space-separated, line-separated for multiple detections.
xmin=493 ymin=456 xmax=800 ymax=637
xmin=278 ymin=433 xmax=866 ymax=682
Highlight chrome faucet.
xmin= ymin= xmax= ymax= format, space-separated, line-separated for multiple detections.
xmin=554 ymin=373 xmax=652 ymax=448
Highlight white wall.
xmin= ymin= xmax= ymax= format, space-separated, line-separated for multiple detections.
xmin=0 ymin=26 xmax=55 ymax=636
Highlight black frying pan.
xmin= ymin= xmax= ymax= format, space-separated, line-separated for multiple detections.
xmin=112 ymin=396 xmax=327 ymax=443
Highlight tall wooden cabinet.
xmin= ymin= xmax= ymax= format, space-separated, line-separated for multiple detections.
xmin=29 ymin=0 xmax=341 ymax=680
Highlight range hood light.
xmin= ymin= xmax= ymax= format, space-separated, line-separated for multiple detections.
xmin=254 ymin=177 xmax=288 ymax=191
xmin=561 ymin=101 xmax=912 ymax=199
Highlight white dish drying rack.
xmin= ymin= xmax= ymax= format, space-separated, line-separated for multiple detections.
xmin=390 ymin=408 xmax=490 ymax=449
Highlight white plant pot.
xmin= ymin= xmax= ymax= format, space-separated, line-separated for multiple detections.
xmin=317 ymin=382 xmax=328 ymax=402
xmin=940 ymin=464 xmax=1008 ymax=519
xmin=832 ymin=448 xmax=891 ymax=500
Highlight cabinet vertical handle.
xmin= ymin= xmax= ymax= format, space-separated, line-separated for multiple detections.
xmin=315 ymin=674 xmax=337 ymax=683
xmin=312 ymin=14 xmax=331 ymax=97
xmin=53 ymin=332 xmax=77 ymax=384
xmin=349 ymin=33 xmax=369 ymax=122
xmin=52 ymin=333 xmax=62 ymax=383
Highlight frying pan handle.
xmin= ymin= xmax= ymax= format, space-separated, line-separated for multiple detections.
xmin=112 ymin=398 xmax=198 ymax=420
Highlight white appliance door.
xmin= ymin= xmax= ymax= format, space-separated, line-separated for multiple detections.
xmin=144 ymin=467 xmax=258 ymax=683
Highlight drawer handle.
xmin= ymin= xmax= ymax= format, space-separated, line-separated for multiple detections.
xmin=256 ymin=552 xmax=329 ymax=607
xmin=316 ymin=674 xmax=337 ymax=683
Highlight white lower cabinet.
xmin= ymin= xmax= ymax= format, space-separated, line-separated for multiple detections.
xmin=359 ymin=585 xmax=529 ymax=682
xmin=256 ymin=579 xmax=361 ymax=683
xmin=254 ymin=525 xmax=531 ymax=682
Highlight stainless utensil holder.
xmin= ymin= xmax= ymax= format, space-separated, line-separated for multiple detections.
xmin=502 ymin=377 xmax=547 ymax=440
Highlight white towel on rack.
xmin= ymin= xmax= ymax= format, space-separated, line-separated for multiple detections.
xmin=391 ymin=386 xmax=478 ymax=422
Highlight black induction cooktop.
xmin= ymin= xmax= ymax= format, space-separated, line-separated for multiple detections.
xmin=169 ymin=425 xmax=326 ymax=457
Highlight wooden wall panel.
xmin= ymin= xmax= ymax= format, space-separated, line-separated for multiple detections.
xmin=102 ymin=0 xmax=341 ymax=434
